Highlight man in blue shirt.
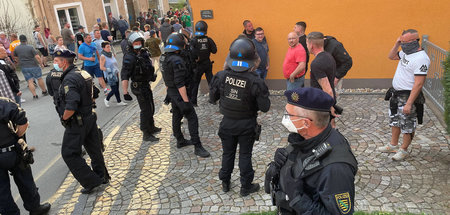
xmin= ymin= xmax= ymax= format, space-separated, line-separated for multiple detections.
xmin=252 ymin=27 xmax=269 ymax=79
xmin=78 ymin=34 xmax=108 ymax=93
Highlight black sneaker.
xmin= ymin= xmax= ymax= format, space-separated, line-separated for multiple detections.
xmin=33 ymin=95 xmax=38 ymax=99
xmin=80 ymin=183 xmax=102 ymax=194
xmin=194 ymin=145 xmax=210 ymax=158
xmin=176 ymin=139 xmax=193 ymax=148
xmin=222 ymin=181 xmax=230 ymax=192
xmin=29 ymin=203 xmax=51 ymax=215
xmin=42 ymin=91 xmax=48 ymax=96
xmin=240 ymin=183 xmax=260 ymax=197
xmin=149 ymin=127 xmax=162 ymax=135
xmin=143 ymin=133 xmax=159 ymax=142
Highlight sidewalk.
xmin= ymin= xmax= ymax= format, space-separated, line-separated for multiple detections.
xmin=47 ymin=80 xmax=450 ymax=214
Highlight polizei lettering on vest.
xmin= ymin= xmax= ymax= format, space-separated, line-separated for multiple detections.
xmin=225 ymin=76 xmax=247 ymax=88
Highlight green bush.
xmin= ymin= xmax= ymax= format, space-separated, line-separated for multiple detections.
xmin=443 ymin=50 xmax=450 ymax=134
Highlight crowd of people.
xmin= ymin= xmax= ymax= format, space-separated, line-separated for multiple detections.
xmin=0 ymin=5 xmax=430 ymax=214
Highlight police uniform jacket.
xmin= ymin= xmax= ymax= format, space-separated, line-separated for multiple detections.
xmin=209 ymin=69 xmax=270 ymax=121
xmin=190 ymin=35 xmax=217 ymax=63
xmin=161 ymin=52 xmax=191 ymax=95
xmin=324 ymin=36 xmax=353 ymax=79
xmin=278 ymin=125 xmax=357 ymax=214
xmin=58 ymin=65 xmax=94 ymax=117
xmin=0 ymin=98 xmax=26 ymax=148
xmin=121 ymin=49 xmax=155 ymax=83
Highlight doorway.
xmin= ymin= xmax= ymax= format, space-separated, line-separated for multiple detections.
xmin=54 ymin=2 xmax=87 ymax=33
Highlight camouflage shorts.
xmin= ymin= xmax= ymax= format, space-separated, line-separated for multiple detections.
xmin=389 ymin=94 xmax=417 ymax=133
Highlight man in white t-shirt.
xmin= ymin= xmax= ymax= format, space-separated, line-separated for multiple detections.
xmin=378 ymin=29 xmax=430 ymax=161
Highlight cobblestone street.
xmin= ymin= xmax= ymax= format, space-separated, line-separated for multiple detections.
xmin=47 ymin=82 xmax=450 ymax=214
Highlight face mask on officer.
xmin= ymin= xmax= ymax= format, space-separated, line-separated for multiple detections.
xmin=281 ymin=113 xmax=305 ymax=133
xmin=401 ymin=40 xmax=420 ymax=55
xmin=53 ymin=58 xmax=66 ymax=72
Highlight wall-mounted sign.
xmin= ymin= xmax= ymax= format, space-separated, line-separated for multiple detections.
xmin=200 ymin=10 xmax=213 ymax=19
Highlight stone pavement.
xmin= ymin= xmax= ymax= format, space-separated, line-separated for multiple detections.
xmin=46 ymin=80 xmax=450 ymax=214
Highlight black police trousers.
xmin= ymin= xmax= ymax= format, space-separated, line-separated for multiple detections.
xmin=218 ymin=118 xmax=256 ymax=188
xmin=131 ymin=83 xmax=156 ymax=134
xmin=190 ymin=61 xmax=213 ymax=105
xmin=61 ymin=113 xmax=108 ymax=189
xmin=169 ymin=93 xmax=201 ymax=144
xmin=0 ymin=151 xmax=40 ymax=214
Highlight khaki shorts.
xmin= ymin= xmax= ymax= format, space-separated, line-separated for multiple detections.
xmin=389 ymin=94 xmax=417 ymax=134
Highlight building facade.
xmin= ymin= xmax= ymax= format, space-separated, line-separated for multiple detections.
xmin=31 ymin=0 xmax=169 ymax=38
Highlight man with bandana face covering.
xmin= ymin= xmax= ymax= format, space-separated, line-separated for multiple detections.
xmin=265 ymin=87 xmax=357 ymax=214
xmin=378 ymin=29 xmax=430 ymax=161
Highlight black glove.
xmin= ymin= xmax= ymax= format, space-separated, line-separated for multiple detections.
xmin=164 ymin=95 xmax=171 ymax=105
xmin=264 ymin=162 xmax=278 ymax=194
xmin=124 ymin=93 xmax=133 ymax=101
xmin=180 ymin=101 xmax=193 ymax=114
xmin=60 ymin=118 xmax=71 ymax=128
xmin=274 ymin=148 xmax=289 ymax=169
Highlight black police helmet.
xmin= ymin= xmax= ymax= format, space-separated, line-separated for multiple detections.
xmin=164 ymin=33 xmax=185 ymax=53
xmin=225 ymin=37 xmax=257 ymax=72
xmin=194 ymin=20 xmax=208 ymax=36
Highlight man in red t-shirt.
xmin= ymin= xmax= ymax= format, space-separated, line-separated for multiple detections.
xmin=283 ymin=32 xmax=306 ymax=90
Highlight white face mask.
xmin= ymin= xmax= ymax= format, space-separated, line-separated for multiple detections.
xmin=282 ymin=114 xmax=301 ymax=133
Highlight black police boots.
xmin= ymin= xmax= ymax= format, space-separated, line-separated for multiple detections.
xmin=222 ymin=181 xmax=230 ymax=192
xmin=240 ymin=183 xmax=260 ymax=197
xmin=177 ymin=139 xmax=193 ymax=148
xmin=149 ymin=127 xmax=162 ymax=135
xmin=143 ymin=132 xmax=159 ymax=142
xmin=194 ymin=144 xmax=210 ymax=158
xmin=29 ymin=202 xmax=51 ymax=215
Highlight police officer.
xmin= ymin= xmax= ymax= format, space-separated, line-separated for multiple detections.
xmin=209 ymin=37 xmax=270 ymax=196
xmin=265 ymin=87 xmax=357 ymax=214
xmin=52 ymin=50 xmax=110 ymax=194
xmin=323 ymin=36 xmax=353 ymax=87
xmin=121 ymin=32 xmax=161 ymax=142
xmin=189 ymin=20 xmax=217 ymax=106
xmin=161 ymin=33 xmax=210 ymax=158
xmin=0 ymin=97 xmax=51 ymax=214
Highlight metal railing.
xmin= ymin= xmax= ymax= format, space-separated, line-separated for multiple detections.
xmin=422 ymin=35 xmax=447 ymax=113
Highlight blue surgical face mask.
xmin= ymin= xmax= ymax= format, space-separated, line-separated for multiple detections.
xmin=133 ymin=45 xmax=142 ymax=50
xmin=53 ymin=63 xmax=62 ymax=71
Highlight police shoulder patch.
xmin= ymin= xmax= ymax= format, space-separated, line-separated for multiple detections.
xmin=64 ymin=85 xmax=69 ymax=94
xmin=334 ymin=192 xmax=351 ymax=214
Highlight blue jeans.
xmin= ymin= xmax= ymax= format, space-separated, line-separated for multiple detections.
xmin=255 ymin=69 xmax=267 ymax=79
xmin=14 ymin=95 xmax=21 ymax=106
xmin=21 ymin=67 xmax=42 ymax=81
xmin=286 ymin=76 xmax=305 ymax=91
xmin=67 ymin=43 xmax=75 ymax=52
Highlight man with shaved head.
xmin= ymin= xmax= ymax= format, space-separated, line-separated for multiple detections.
xmin=282 ymin=32 xmax=306 ymax=90
xmin=378 ymin=29 xmax=430 ymax=161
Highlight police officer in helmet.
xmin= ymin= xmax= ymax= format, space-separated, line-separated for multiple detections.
xmin=121 ymin=32 xmax=161 ymax=142
xmin=265 ymin=87 xmax=357 ymax=214
xmin=161 ymin=33 xmax=210 ymax=158
xmin=190 ymin=20 xmax=217 ymax=106
xmin=0 ymin=98 xmax=51 ymax=214
xmin=52 ymin=50 xmax=110 ymax=194
xmin=209 ymin=37 xmax=270 ymax=196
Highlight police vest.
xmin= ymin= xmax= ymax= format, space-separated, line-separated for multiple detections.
xmin=0 ymin=98 xmax=19 ymax=147
xmin=58 ymin=67 xmax=94 ymax=116
xmin=219 ymin=70 xmax=257 ymax=119
xmin=125 ymin=50 xmax=155 ymax=82
xmin=192 ymin=35 xmax=211 ymax=62
xmin=161 ymin=53 xmax=190 ymax=89
xmin=276 ymin=129 xmax=358 ymax=210
xmin=47 ymin=69 xmax=65 ymax=116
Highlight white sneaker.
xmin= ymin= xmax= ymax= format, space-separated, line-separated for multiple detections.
xmin=378 ymin=143 xmax=398 ymax=153
xmin=21 ymin=98 xmax=26 ymax=103
xmin=104 ymin=98 xmax=110 ymax=107
xmin=392 ymin=148 xmax=408 ymax=161
xmin=117 ymin=101 xmax=127 ymax=106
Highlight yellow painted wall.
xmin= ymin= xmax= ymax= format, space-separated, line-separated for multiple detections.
xmin=190 ymin=0 xmax=450 ymax=80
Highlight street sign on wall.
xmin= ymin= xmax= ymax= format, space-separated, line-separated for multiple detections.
xmin=200 ymin=10 xmax=213 ymax=19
